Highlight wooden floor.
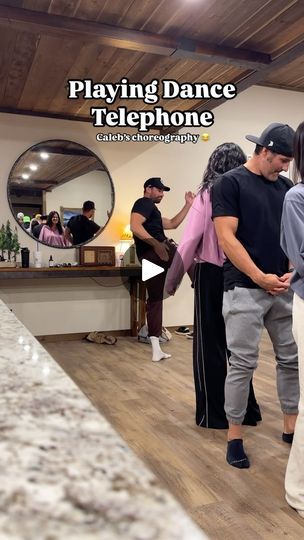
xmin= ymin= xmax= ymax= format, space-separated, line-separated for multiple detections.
xmin=44 ymin=332 xmax=304 ymax=539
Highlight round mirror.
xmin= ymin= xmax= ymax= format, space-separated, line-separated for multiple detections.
xmin=7 ymin=139 xmax=115 ymax=248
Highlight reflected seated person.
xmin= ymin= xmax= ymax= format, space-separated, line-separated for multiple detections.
xmin=39 ymin=211 xmax=71 ymax=247
xmin=64 ymin=200 xmax=101 ymax=245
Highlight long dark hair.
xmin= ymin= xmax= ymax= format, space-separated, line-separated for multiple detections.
xmin=293 ymin=121 xmax=304 ymax=183
xmin=199 ymin=142 xmax=247 ymax=192
xmin=46 ymin=211 xmax=63 ymax=235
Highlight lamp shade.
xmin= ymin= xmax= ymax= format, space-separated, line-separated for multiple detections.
xmin=120 ymin=224 xmax=133 ymax=241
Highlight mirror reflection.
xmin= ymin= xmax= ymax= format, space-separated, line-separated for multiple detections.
xmin=8 ymin=140 xmax=115 ymax=248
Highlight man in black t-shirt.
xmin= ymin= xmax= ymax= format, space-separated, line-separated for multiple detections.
xmin=65 ymin=200 xmax=101 ymax=245
xmin=212 ymin=123 xmax=299 ymax=469
xmin=32 ymin=214 xmax=47 ymax=239
xmin=131 ymin=177 xmax=194 ymax=362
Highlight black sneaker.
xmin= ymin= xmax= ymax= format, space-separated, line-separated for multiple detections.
xmin=186 ymin=331 xmax=194 ymax=339
xmin=175 ymin=326 xmax=190 ymax=336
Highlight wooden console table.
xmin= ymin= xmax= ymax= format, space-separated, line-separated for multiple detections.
xmin=0 ymin=265 xmax=146 ymax=336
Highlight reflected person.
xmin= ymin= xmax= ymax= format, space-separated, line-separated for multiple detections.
xmin=23 ymin=215 xmax=31 ymax=230
xmin=29 ymin=214 xmax=41 ymax=236
xmin=64 ymin=201 xmax=101 ymax=245
xmin=16 ymin=212 xmax=24 ymax=227
xmin=32 ymin=215 xmax=47 ymax=239
xmin=39 ymin=211 xmax=70 ymax=247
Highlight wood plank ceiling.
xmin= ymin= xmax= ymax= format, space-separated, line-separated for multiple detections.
xmin=8 ymin=140 xmax=105 ymax=193
xmin=0 ymin=0 xmax=303 ymax=125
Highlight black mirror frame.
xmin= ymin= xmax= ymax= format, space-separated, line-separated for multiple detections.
xmin=7 ymin=139 xmax=115 ymax=249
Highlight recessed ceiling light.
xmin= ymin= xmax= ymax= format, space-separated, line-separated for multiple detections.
xmin=22 ymin=173 xmax=30 ymax=179
xmin=29 ymin=163 xmax=38 ymax=171
xmin=40 ymin=152 xmax=49 ymax=160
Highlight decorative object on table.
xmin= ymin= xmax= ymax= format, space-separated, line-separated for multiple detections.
xmin=33 ymin=247 xmax=42 ymax=268
xmin=21 ymin=247 xmax=30 ymax=268
xmin=117 ymin=253 xmax=124 ymax=267
xmin=118 ymin=225 xmax=138 ymax=267
xmin=125 ymin=243 xmax=137 ymax=266
xmin=0 ymin=220 xmax=20 ymax=267
xmin=84 ymin=331 xmax=117 ymax=345
xmin=79 ymin=245 xmax=115 ymax=266
xmin=54 ymin=262 xmax=79 ymax=267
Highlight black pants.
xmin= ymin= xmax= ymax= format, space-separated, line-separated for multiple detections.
xmin=193 ymin=262 xmax=261 ymax=429
xmin=140 ymin=242 xmax=177 ymax=337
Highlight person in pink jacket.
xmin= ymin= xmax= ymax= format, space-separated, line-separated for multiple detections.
xmin=39 ymin=211 xmax=70 ymax=247
xmin=166 ymin=142 xmax=261 ymax=429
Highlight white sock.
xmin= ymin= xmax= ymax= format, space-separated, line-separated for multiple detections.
xmin=150 ymin=336 xmax=171 ymax=362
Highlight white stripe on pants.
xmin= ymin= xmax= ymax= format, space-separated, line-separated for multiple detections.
xmin=285 ymin=292 xmax=304 ymax=512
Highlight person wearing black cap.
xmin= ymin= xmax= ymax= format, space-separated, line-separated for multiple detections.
xmin=212 ymin=123 xmax=299 ymax=469
xmin=65 ymin=200 xmax=101 ymax=245
xmin=130 ymin=177 xmax=195 ymax=362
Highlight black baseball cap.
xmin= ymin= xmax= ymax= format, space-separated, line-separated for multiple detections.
xmin=143 ymin=177 xmax=170 ymax=191
xmin=245 ymin=123 xmax=295 ymax=157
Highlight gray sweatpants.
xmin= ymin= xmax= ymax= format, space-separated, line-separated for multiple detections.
xmin=223 ymin=287 xmax=299 ymax=424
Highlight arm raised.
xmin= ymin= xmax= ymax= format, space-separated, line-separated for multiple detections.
xmin=162 ymin=191 xmax=195 ymax=229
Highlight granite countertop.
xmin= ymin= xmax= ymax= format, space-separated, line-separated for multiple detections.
xmin=0 ymin=300 xmax=207 ymax=540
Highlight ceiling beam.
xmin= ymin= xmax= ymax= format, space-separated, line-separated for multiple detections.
xmin=256 ymin=82 xmax=304 ymax=93
xmin=197 ymin=40 xmax=304 ymax=113
xmin=171 ymin=38 xmax=270 ymax=69
xmin=0 ymin=106 xmax=92 ymax=123
xmin=0 ymin=5 xmax=270 ymax=69
xmin=31 ymin=146 xmax=95 ymax=157
xmin=161 ymin=40 xmax=304 ymax=134
xmin=11 ymin=178 xmax=58 ymax=184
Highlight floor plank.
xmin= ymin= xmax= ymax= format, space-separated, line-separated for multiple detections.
xmin=43 ymin=332 xmax=304 ymax=539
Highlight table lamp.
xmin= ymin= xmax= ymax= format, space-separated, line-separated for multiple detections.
xmin=119 ymin=225 xmax=136 ymax=266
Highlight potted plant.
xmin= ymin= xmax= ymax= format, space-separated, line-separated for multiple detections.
xmin=0 ymin=224 xmax=5 ymax=261
xmin=5 ymin=220 xmax=13 ymax=262
xmin=0 ymin=220 xmax=20 ymax=267
xmin=12 ymin=226 xmax=21 ymax=263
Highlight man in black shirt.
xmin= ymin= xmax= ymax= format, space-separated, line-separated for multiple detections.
xmin=32 ymin=214 xmax=47 ymax=239
xmin=131 ymin=177 xmax=194 ymax=362
xmin=65 ymin=200 xmax=101 ymax=245
xmin=212 ymin=123 xmax=299 ymax=469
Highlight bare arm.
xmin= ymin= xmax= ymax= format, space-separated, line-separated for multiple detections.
xmin=213 ymin=216 xmax=289 ymax=293
xmin=162 ymin=191 xmax=195 ymax=230
xmin=130 ymin=212 xmax=169 ymax=261
xmin=64 ymin=226 xmax=73 ymax=244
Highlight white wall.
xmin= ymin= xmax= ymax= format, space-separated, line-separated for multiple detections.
xmin=0 ymin=85 xmax=303 ymax=335
xmin=45 ymin=170 xmax=112 ymax=227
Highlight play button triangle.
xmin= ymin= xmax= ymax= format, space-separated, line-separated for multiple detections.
xmin=142 ymin=259 xmax=164 ymax=282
